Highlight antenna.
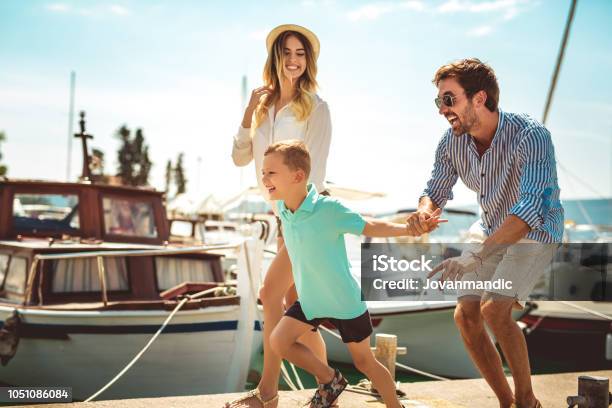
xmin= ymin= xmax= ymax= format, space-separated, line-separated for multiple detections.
xmin=66 ymin=71 xmax=76 ymax=181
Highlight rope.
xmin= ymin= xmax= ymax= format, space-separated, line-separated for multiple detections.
xmin=558 ymin=301 xmax=612 ymax=321
xmin=394 ymin=362 xmax=449 ymax=382
xmin=317 ymin=325 xmax=450 ymax=381
xmin=289 ymin=360 xmax=305 ymax=390
xmin=85 ymin=285 xmax=228 ymax=402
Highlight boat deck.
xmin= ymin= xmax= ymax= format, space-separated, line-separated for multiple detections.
xmin=25 ymin=370 xmax=611 ymax=407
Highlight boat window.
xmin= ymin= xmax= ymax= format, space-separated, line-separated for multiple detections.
xmin=155 ymin=257 xmax=215 ymax=290
xmin=0 ymin=254 xmax=8 ymax=288
xmin=170 ymin=220 xmax=193 ymax=238
xmin=4 ymin=257 xmax=27 ymax=300
xmin=13 ymin=193 xmax=80 ymax=233
xmin=102 ymin=197 xmax=157 ymax=238
xmin=52 ymin=257 xmax=129 ymax=293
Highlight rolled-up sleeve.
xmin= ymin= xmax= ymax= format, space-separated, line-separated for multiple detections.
xmin=421 ymin=132 xmax=458 ymax=208
xmin=231 ymin=126 xmax=253 ymax=166
xmin=509 ymin=126 xmax=556 ymax=230
xmin=304 ymin=101 xmax=332 ymax=192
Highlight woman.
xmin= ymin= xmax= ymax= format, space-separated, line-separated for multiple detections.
xmin=227 ymin=24 xmax=332 ymax=408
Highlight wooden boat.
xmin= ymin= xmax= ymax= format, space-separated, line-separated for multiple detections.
xmin=0 ymin=114 xmax=263 ymax=400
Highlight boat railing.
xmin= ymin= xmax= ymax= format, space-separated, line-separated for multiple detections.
xmin=24 ymin=242 xmax=244 ymax=306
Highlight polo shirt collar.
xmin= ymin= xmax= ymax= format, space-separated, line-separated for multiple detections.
xmin=280 ymin=184 xmax=318 ymax=215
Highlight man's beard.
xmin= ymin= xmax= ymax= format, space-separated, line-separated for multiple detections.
xmin=452 ymin=103 xmax=480 ymax=136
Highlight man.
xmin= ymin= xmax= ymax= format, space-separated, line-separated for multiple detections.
xmin=407 ymin=58 xmax=563 ymax=408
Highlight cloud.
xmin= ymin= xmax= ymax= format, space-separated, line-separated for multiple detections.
xmin=467 ymin=24 xmax=493 ymax=37
xmin=248 ymin=29 xmax=268 ymax=41
xmin=399 ymin=0 xmax=426 ymax=11
xmin=436 ymin=0 xmax=529 ymax=20
xmin=109 ymin=5 xmax=130 ymax=16
xmin=348 ymin=3 xmax=394 ymax=21
xmin=46 ymin=3 xmax=70 ymax=12
xmin=347 ymin=1 xmax=425 ymax=21
xmin=44 ymin=3 xmax=130 ymax=17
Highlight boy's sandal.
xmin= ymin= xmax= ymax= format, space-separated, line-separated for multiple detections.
xmin=224 ymin=389 xmax=278 ymax=408
xmin=306 ymin=369 xmax=347 ymax=408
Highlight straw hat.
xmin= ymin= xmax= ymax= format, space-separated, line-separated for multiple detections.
xmin=266 ymin=24 xmax=320 ymax=60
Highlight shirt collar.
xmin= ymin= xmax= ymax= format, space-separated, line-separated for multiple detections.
xmin=490 ymin=108 xmax=505 ymax=147
xmin=280 ymin=184 xmax=318 ymax=215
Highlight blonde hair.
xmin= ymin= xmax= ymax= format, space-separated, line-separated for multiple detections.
xmin=264 ymin=140 xmax=311 ymax=178
xmin=254 ymin=31 xmax=318 ymax=128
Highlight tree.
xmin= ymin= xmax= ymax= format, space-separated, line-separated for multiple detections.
xmin=0 ymin=131 xmax=7 ymax=176
xmin=174 ymin=153 xmax=187 ymax=195
xmin=115 ymin=125 xmax=152 ymax=186
xmin=165 ymin=159 xmax=172 ymax=194
xmin=116 ymin=125 xmax=133 ymax=184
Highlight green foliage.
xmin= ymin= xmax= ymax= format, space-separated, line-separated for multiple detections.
xmin=174 ymin=153 xmax=187 ymax=195
xmin=0 ymin=131 xmax=7 ymax=176
xmin=115 ymin=126 xmax=152 ymax=186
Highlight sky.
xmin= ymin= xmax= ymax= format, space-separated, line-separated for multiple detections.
xmin=1 ymin=0 xmax=611 ymax=209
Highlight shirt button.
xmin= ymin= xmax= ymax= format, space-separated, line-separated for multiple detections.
xmin=484 ymin=211 xmax=488 ymax=214
xmin=488 ymin=225 xmax=492 ymax=229
xmin=481 ymin=173 xmax=485 ymax=177
xmin=480 ymin=194 xmax=484 ymax=198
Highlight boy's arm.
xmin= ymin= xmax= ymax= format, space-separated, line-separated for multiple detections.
xmin=362 ymin=209 xmax=446 ymax=237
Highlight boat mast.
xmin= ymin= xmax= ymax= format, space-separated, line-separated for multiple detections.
xmin=542 ymin=0 xmax=577 ymax=126
xmin=66 ymin=71 xmax=76 ymax=181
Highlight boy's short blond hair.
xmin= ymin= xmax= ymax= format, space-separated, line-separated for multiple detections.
xmin=264 ymin=140 xmax=311 ymax=178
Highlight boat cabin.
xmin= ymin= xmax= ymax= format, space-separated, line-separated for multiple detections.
xmin=0 ymin=179 xmax=232 ymax=309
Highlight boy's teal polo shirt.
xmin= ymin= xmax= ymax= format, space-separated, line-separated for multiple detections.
xmin=277 ymin=184 xmax=367 ymax=320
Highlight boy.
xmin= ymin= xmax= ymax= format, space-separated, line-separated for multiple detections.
xmin=263 ymin=140 xmax=444 ymax=408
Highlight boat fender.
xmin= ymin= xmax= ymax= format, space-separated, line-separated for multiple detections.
xmin=0 ymin=310 xmax=21 ymax=366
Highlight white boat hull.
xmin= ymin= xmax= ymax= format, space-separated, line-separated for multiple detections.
xmin=0 ymin=305 xmax=262 ymax=400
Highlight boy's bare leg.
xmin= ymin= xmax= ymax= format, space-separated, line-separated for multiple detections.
xmin=284 ymin=283 xmax=329 ymax=382
xmin=226 ymin=238 xmax=330 ymax=408
xmin=270 ymin=316 xmax=335 ymax=384
xmin=346 ymin=337 xmax=403 ymax=408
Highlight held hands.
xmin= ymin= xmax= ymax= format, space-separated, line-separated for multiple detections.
xmin=405 ymin=208 xmax=447 ymax=236
xmin=427 ymin=251 xmax=482 ymax=282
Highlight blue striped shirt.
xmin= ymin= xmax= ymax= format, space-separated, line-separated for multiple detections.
xmin=422 ymin=109 xmax=564 ymax=243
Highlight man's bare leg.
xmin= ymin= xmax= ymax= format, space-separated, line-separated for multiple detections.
xmin=454 ymin=297 xmax=514 ymax=408
xmin=481 ymin=295 xmax=537 ymax=408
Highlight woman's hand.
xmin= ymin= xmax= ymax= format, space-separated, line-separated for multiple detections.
xmin=241 ymin=86 xmax=273 ymax=128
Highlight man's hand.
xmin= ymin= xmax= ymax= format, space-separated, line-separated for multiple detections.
xmin=427 ymin=251 xmax=482 ymax=282
xmin=406 ymin=208 xmax=446 ymax=236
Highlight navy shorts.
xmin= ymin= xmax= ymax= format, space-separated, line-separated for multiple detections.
xmin=285 ymin=301 xmax=373 ymax=343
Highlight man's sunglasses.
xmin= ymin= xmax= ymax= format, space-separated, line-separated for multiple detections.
xmin=434 ymin=94 xmax=456 ymax=109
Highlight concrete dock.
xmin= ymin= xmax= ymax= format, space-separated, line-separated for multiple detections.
xmin=22 ymin=370 xmax=611 ymax=407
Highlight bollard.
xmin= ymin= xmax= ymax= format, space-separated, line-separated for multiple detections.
xmin=567 ymin=376 xmax=611 ymax=408
xmin=371 ymin=333 xmax=406 ymax=382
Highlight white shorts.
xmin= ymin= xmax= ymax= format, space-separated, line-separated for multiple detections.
xmin=457 ymin=237 xmax=557 ymax=308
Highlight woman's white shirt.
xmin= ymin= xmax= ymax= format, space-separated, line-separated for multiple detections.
xmin=232 ymin=94 xmax=331 ymax=203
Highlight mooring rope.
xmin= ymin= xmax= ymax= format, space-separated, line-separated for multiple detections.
xmin=85 ymin=284 xmax=229 ymax=402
